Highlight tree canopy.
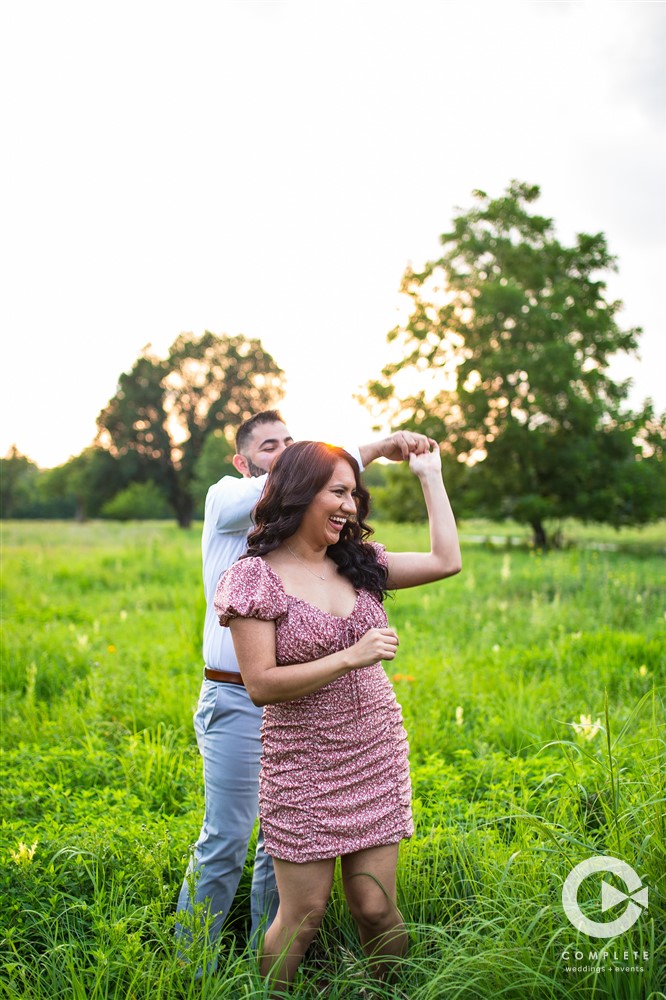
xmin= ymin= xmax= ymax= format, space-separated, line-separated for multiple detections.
xmin=0 ymin=447 xmax=42 ymax=518
xmin=362 ymin=181 xmax=665 ymax=546
xmin=96 ymin=332 xmax=284 ymax=526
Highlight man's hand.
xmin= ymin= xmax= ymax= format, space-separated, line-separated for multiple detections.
xmin=359 ymin=431 xmax=437 ymax=466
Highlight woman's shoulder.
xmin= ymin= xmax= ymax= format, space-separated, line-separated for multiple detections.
xmin=214 ymin=556 xmax=288 ymax=625
xmin=228 ymin=553 xmax=278 ymax=576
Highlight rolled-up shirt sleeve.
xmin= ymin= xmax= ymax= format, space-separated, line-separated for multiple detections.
xmin=344 ymin=444 xmax=364 ymax=473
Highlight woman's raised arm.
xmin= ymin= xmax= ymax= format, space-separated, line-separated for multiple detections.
xmin=384 ymin=444 xmax=462 ymax=590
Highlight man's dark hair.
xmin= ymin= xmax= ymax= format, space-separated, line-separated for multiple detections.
xmin=244 ymin=441 xmax=389 ymax=600
xmin=235 ymin=410 xmax=285 ymax=455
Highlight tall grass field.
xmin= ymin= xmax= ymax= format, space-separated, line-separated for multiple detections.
xmin=1 ymin=520 xmax=664 ymax=999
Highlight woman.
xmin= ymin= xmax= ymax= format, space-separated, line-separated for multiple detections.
xmin=214 ymin=439 xmax=461 ymax=992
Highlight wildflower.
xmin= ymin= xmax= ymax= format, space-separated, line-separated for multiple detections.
xmin=492 ymin=644 xmax=501 ymax=653
xmin=638 ymin=665 xmax=648 ymax=678
xmin=392 ymin=673 xmax=415 ymax=683
xmin=76 ymin=634 xmax=89 ymax=649
xmin=571 ymin=714 xmax=602 ymax=741
xmin=107 ymin=644 xmax=117 ymax=654
xmin=10 ymin=841 xmax=38 ymax=866
xmin=119 ymin=610 xmax=128 ymax=621
xmin=455 ymin=706 xmax=464 ymax=727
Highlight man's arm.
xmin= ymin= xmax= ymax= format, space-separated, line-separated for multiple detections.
xmin=206 ymin=432 xmax=435 ymax=533
xmin=205 ymin=474 xmax=267 ymax=533
xmin=358 ymin=431 xmax=436 ymax=466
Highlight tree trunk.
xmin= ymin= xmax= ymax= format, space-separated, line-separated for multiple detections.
xmin=174 ymin=492 xmax=194 ymax=529
xmin=530 ymin=519 xmax=548 ymax=550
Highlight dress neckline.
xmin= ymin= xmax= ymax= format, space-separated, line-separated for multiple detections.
xmin=260 ymin=558 xmax=360 ymax=621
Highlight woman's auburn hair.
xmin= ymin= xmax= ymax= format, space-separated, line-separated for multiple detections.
xmin=244 ymin=440 xmax=389 ymax=600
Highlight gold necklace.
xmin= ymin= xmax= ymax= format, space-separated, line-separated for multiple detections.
xmin=286 ymin=544 xmax=326 ymax=580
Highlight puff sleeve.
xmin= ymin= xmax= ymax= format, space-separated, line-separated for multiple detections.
xmin=369 ymin=541 xmax=388 ymax=568
xmin=214 ymin=557 xmax=288 ymax=627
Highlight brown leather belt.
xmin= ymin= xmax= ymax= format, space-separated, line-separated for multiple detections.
xmin=204 ymin=668 xmax=245 ymax=686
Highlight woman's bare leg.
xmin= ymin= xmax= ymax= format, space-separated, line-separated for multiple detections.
xmin=260 ymin=857 xmax=336 ymax=994
xmin=341 ymin=843 xmax=408 ymax=979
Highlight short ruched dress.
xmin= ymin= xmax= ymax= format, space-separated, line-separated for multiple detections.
xmin=214 ymin=544 xmax=413 ymax=864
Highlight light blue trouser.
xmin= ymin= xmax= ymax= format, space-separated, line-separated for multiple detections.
xmin=175 ymin=679 xmax=278 ymax=951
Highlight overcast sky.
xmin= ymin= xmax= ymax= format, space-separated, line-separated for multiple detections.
xmin=2 ymin=0 xmax=664 ymax=469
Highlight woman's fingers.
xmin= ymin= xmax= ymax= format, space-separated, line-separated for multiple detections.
xmin=377 ymin=627 xmax=398 ymax=659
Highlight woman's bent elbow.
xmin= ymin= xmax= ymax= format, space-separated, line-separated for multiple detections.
xmin=242 ymin=678 xmax=268 ymax=707
xmin=436 ymin=556 xmax=462 ymax=580
xmin=246 ymin=678 xmax=287 ymax=707
xmin=247 ymin=687 xmax=268 ymax=708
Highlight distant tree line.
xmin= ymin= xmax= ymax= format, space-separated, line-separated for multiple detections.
xmin=2 ymin=183 xmax=664 ymax=545
xmin=2 ymin=332 xmax=285 ymax=527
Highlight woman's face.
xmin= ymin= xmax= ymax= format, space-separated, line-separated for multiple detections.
xmin=299 ymin=458 xmax=358 ymax=547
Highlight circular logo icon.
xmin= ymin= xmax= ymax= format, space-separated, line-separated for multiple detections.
xmin=562 ymin=856 xmax=648 ymax=938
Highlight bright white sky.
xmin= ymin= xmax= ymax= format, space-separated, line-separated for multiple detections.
xmin=1 ymin=1 xmax=664 ymax=469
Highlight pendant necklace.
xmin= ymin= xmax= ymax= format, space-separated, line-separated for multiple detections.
xmin=286 ymin=544 xmax=326 ymax=580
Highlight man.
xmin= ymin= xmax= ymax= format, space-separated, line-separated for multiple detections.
xmin=175 ymin=410 xmax=433 ymax=958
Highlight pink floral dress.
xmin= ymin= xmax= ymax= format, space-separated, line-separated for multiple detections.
xmin=214 ymin=544 xmax=413 ymax=863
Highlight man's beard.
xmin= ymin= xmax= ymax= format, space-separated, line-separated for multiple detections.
xmin=247 ymin=458 xmax=269 ymax=478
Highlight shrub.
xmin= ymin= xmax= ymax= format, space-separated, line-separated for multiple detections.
xmin=100 ymin=482 xmax=172 ymax=521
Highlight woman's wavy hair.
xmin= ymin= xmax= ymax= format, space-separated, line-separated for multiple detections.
xmin=244 ymin=441 xmax=389 ymax=600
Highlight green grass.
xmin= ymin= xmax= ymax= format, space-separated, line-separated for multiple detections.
xmin=1 ymin=520 xmax=665 ymax=999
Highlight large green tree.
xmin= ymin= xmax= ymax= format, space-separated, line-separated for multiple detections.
xmin=362 ymin=182 xmax=664 ymax=546
xmin=97 ymin=332 xmax=284 ymax=527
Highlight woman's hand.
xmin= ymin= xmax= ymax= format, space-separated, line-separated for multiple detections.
xmin=347 ymin=627 xmax=399 ymax=668
xmin=408 ymin=442 xmax=442 ymax=478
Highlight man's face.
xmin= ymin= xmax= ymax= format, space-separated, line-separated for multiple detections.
xmin=239 ymin=421 xmax=294 ymax=477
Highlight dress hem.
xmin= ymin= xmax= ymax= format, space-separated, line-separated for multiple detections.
xmin=264 ymin=831 xmax=413 ymax=865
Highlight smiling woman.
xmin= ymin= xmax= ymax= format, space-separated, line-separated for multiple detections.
xmin=213 ymin=438 xmax=461 ymax=993
xmin=240 ymin=441 xmax=390 ymax=614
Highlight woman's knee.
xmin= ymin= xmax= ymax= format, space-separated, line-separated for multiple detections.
xmin=279 ymin=898 xmax=328 ymax=933
xmin=347 ymin=889 xmax=394 ymax=931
